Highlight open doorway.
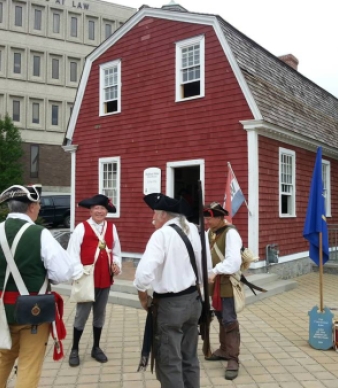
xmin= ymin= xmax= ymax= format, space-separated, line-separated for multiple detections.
xmin=166 ymin=159 xmax=205 ymax=224
xmin=174 ymin=166 xmax=200 ymax=223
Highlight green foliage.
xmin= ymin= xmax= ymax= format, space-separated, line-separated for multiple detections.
xmin=0 ymin=204 xmax=8 ymax=222
xmin=0 ymin=114 xmax=24 ymax=193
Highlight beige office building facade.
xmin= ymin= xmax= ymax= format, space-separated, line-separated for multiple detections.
xmin=0 ymin=0 xmax=135 ymax=191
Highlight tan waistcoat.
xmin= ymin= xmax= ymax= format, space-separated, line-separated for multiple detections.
xmin=208 ymin=226 xmax=234 ymax=298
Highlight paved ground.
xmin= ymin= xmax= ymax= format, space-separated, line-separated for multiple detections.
xmin=6 ymin=272 xmax=338 ymax=388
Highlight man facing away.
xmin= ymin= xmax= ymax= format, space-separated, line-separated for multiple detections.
xmin=67 ymin=194 xmax=122 ymax=367
xmin=203 ymin=202 xmax=242 ymax=380
xmin=0 ymin=184 xmax=83 ymax=388
xmin=134 ymin=193 xmax=203 ymax=388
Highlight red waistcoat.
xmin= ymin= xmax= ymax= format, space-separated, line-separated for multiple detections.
xmin=80 ymin=221 xmax=114 ymax=288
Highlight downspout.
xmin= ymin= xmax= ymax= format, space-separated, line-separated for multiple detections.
xmin=62 ymin=143 xmax=78 ymax=231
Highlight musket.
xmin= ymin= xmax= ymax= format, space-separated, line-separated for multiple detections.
xmin=197 ymin=180 xmax=212 ymax=358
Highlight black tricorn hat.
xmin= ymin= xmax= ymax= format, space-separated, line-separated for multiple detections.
xmin=203 ymin=201 xmax=229 ymax=217
xmin=144 ymin=193 xmax=192 ymax=217
xmin=0 ymin=184 xmax=42 ymax=204
xmin=78 ymin=194 xmax=116 ymax=213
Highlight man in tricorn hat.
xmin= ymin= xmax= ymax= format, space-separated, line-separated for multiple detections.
xmin=67 ymin=194 xmax=122 ymax=367
xmin=134 ymin=193 xmax=202 ymax=388
xmin=203 ymin=202 xmax=242 ymax=380
xmin=0 ymin=184 xmax=82 ymax=387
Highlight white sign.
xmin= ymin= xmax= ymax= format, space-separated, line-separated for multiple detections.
xmin=143 ymin=167 xmax=161 ymax=195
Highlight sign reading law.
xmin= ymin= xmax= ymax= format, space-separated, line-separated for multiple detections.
xmin=143 ymin=168 xmax=161 ymax=195
xmin=53 ymin=0 xmax=90 ymax=10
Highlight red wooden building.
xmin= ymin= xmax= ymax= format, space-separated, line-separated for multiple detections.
xmin=64 ymin=3 xmax=338 ymax=276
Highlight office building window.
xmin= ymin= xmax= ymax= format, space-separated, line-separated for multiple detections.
xmin=52 ymin=105 xmax=58 ymax=125
xmin=53 ymin=13 xmax=60 ymax=33
xmin=70 ymin=16 xmax=77 ymax=37
xmin=70 ymin=61 xmax=77 ymax=82
xmin=105 ymin=23 xmax=112 ymax=39
xmin=34 ymin=9 xmax=41 ymax=30
xmin=33 ymin=55 xmax=40 ymax=77
xmin=0 ymin=3 xmax=3 ymax=24
xmin=30 ymin=145 xmax=39 ymax=178
xmin=88 ymin=20 xmax=95 ymax=40
xmin=13 ymin=100 xmax=20 ymax=121
xmin=14 ymin=53 xmax=21 ymax=74
xmin=32 ymin=102 xmax=39 ymax=124
xmin=15 ymin=6 xmax=22 ymax=26
xmin=52 ymin=58 xmax=59 ymax=79
xmin=0 ymin=51 xmax=2 ymax=72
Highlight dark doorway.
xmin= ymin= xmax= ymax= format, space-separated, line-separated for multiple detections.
xmin=173 ymin=166 xmax=200 ymax=224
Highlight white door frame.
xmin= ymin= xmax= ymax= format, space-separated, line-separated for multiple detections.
xmin=166 ymin=159 xmax=205 ymax=198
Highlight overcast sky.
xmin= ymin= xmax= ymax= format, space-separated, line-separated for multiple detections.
xmin=111 ymin=0 xmax=338 ymax=98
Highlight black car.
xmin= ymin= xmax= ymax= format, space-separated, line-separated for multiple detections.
xmin=39 ymin=194 xmax=70 ymax=228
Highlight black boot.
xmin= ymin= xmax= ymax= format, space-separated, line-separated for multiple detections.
xmin=91 ymin=326 xmax=108 ymax=363
xmin=224 ymin=321 xmax=240 ymax=380
xmin=69 ymin=327 xmax=83 ymax=367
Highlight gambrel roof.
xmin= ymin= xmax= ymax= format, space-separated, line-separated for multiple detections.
xmin=66 ymin=3 xmax=338 ymax=153
xmin=218 ymin=17 xmax=338 ymax=148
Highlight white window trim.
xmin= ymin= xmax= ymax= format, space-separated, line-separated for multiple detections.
xmin=98 ymin=156 xmax=121 ymax=218
xmin=175 ymin=35 xmax=205 ymax=102
xmin=279 ymin=147 xmax=296 ymax=218
xmin=166 ymin=159 xmax=205 ymax=198
xmin=99 ymin=59 xmax=121 ymax=116
xmin=322 ymin=159 xmax=331 ymax=217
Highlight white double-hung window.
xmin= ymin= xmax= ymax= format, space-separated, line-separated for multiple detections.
xmin=99 ymin=157 xmax=120 ymax=217
xmin=175 ymin=35 xmax=205 ymax=101
xmin=279 ymin=148 xmax=296 ymax=217
xmin=99 ymin=60 xmax=121 ymax=116
xmin=322 ymin=159 xmax=331 ymax=217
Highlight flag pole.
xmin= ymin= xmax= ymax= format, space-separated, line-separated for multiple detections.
xmin=319 ymin=232 xmax=324 ymax=312
xmin=228 ymin=162 xmax=251 ymax=215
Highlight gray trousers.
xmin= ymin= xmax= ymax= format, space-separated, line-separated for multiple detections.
xmin=74 ymin=287 xmax=110 ymax=330
xmin=215 ymin=296 xmax=237 ymax=326
xmin=154 ymin=290 xmax=202 ymax=388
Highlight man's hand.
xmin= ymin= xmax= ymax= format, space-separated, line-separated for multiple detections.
xmin=111 ymin=263 xmax=121 ymax=275
xmin=208 ymin=272 xmax=217 ymax=284
xmin=138 ymin=290 xmax=148 ymax=311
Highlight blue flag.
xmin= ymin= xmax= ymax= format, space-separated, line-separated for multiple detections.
xmin=303 ymin=147 xmax=329 ymax=266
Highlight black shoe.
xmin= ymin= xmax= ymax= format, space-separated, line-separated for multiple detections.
xmin=91 ymin=347 xmax=108 ymax=363
xmin=69 ymin=349 xmax=80 ymax=367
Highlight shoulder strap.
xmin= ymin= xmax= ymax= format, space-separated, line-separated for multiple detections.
xmin=169 ymin=224 xmax=199 ymax=283
xmin=0 ymin=222 xmax=31 ymax=295
xmin=212 ymin=225 xmax=236 ymax=262
xmin=0 ymin=222 xmax=49 ymax=295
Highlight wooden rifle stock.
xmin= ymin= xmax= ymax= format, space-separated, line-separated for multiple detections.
xmin=198 ymin=180 xmax=212 ymax=358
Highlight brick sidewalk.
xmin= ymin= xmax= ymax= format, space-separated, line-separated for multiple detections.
xmin=6 ymin=272 xmax=338 ymax=388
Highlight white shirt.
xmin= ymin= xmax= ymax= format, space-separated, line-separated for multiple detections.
xmin=6 ymin=213 xmax=83 ymax=284
xmin=134 ymin=217 xmax=202 ymax=294
xmin=211 ymin=228 xmax=242 ymax=275
xmin=67 ymin=217 xmax=122 ymax=272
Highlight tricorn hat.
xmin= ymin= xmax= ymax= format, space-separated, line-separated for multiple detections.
xmin=0 ymin=184 xmax=42 ymax=204
xmin=78 ymin=194 xmax=116 ymax=213
xmin=144 ymin=193 xmax=192 ymax=217
xmin=203 ymin=201 xmax=229 ymax=217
